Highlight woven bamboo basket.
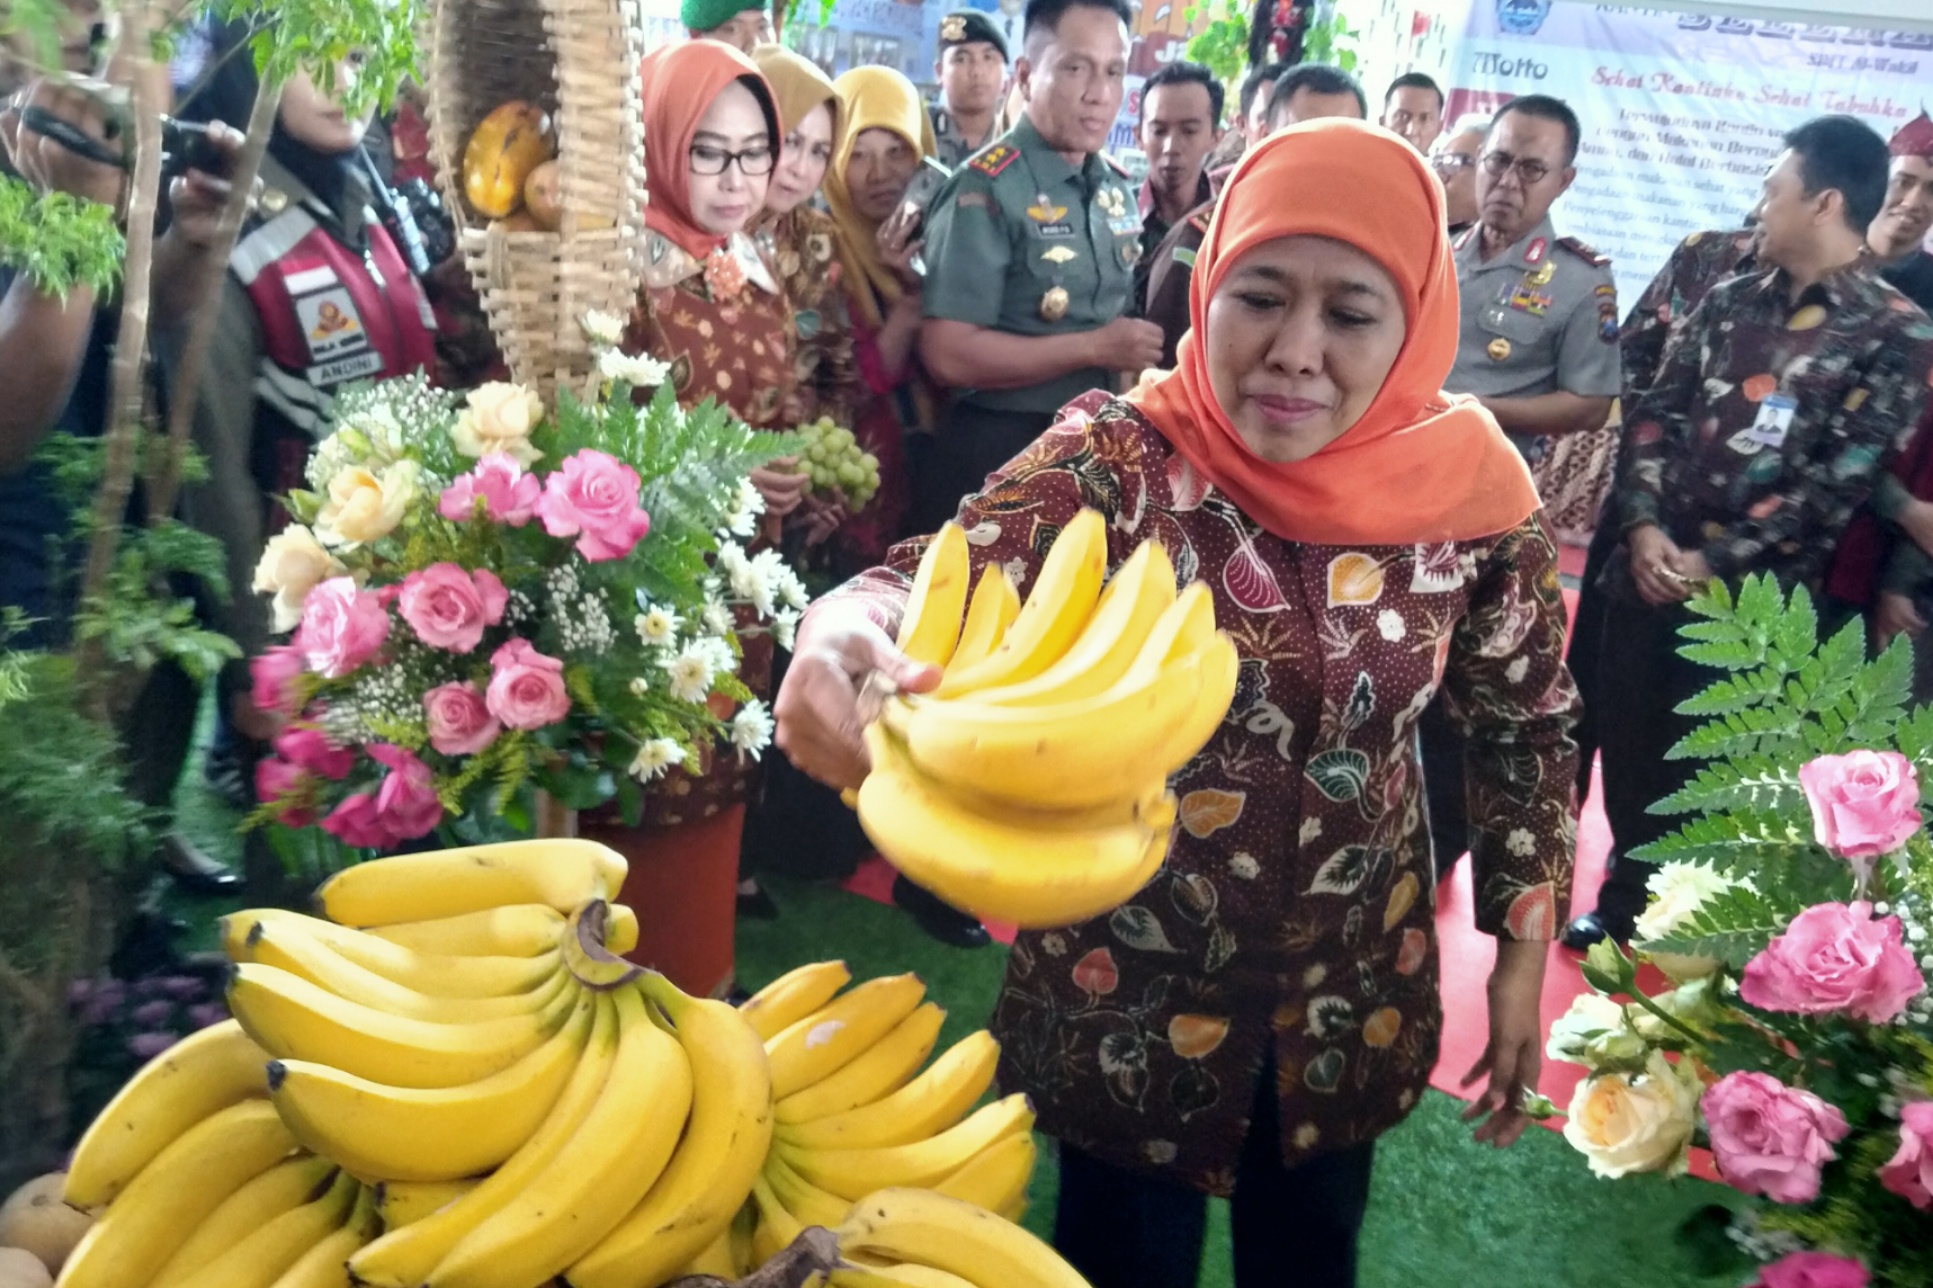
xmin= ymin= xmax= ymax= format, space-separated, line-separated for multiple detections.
xmin=421 ymin=0 xmax=647 ymax=402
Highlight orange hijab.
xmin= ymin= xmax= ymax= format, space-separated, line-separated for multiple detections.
xmin=639 ymin=41 xmax=781 ymax=262
xmin=1126 ymin=120 xmax=1539 ymax=546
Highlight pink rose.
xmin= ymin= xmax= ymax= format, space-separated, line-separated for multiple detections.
xmin=424 ymin=682 xmax=501 ymax=756
xmin=273 ymin=726 xmax=354 ymax=781
xmin=1702 ymin=1071 xmax=1850 ymax=1204
xmin=486 ymin=638 xmax=570 ymax=730
xmin=370 ymin=744 xmax=443 ymax=841
xmin=1755 ymin=1251 xmax=1869 ymax=1288
xmin=250 ymin=645 xmax=307 ymax=717
xmin=253 ymin=757 xmax=315 ymax=827
xmin=1878 ymin=1101 xmax=1933 ymax=1209
xmin=398 ymin=563 xmax=509 ymax=653
xmin=439 ymin=453 xmax=541 ymax=526
xmin=293 ymin=577 xmax=390 ymax=679
xmin=321 ymin=792 xmax=392 ymax=849
xmin=1739 ymin=901 xmax=1925 ymax=1024
xmin=1798 ymin=750 xmax=1921 ymax=861
xmin=535 ymin=449 xmax=651 ymax=562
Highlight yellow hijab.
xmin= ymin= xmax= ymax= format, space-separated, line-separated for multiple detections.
xmin=825 ymin=66 xmax=937 ymax=329
xmin=750 ymin=44 xmax=840 ymax=145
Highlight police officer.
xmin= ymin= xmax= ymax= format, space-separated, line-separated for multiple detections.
xmin=915 ymin=0 xmax=1158 ymax=535
xmin=930 ymin=9 xmax=1011 ymax=169
xmin=681 ymin=0 xmax=772 ymax=52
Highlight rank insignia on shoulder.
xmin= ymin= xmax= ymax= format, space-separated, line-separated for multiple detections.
xmin=971 ymin=146 xmax=1018 ymax=177
xmin=1557 ymin=236 xmax=1611 ymax=267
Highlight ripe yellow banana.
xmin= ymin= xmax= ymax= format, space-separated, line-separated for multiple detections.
xmin=970 ymin=539 xmax=1175 ymax=708
xmin=859 ymin=727 xmax=1174 ymax=928
xmin=266 ymin=1186 xmax=381 ymax=1288
xmin=223 ymin=909 xmax=561 ymax=999
xmin=151 ymin=1155 xmax=337 ymax=1288
xmin=747 ymin=1173 xmax=805 ymax=1269
xmin=565 ymin=974 xmax=774 ymax=1288
xmin=739 ymin=960 xmax=852 ymax=1042
xmin=349 ymin=995 xmax=619 ymax=1288
xmin=174 ymin=1170 xmax=358 ymax=1288
xmin=831 ymin=1258 xmax=979 ymax=1288
xmin=765 ymin=973 xmax=927 ymax=1101
xmin=365 ymin=904 xmax=567 ymax=957
xmin=837 ymin=1188 xmax=1089 ymax=1288
xmin=605 ymin=902 xmax=641 ymax=956
xmin=56 ymin=1101 xmax=298 ymax=1288
xmin=934 ymin=508 xmax=1107 ymax=698
xmin=773 ymin=1002 xmax=945 ymax=1126
xmin=314 ymin=840 xmax=625 ymax=926
xmin=676 ymin=1229 xmax=740 ymax=1279
xmin=64 ymin=1019 xmax=272 ymax=1208
xmin=427 ymin=983 xmax=695 ymax=1288
xmin=895 ymin=522 xmax=970 ymax=668
xmin=761 ymin=1155 xmax=851 ymax=1229
xmin=245 ymin=922 xmax=569 ymax=1020
xmin=1157 ymin=628 xmax=1241 ymax=772
xmin=778 ymin=1031 xmax=999 ymax=1152
xmin=932 ymin=1129 xmax=1035 ymax=1217
xmin=374 ymin=1179 xmax=478 ymax=1231
xmin=947 ymin=565 xmax=1020 ymax=673
xmin=779 ymin=1094 xmax=1034 ymax=1202
xmin=227 ymin=962 xmax=573 ymax=1090
xmin=267 ymin=992 xmax=595 ymax=1182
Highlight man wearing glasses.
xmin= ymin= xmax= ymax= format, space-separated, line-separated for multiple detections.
xmin=1427 ymin=114 xmax=1488 ymax=237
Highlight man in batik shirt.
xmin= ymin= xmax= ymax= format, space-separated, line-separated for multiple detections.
xmin=1570 ymin=116 xmax=1933 ymax=946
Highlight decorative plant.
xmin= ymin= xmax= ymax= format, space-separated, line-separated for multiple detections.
xmin=1184 ymin=0 xmax=1357 ymax=104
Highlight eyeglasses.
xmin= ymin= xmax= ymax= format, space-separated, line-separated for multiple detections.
xmin=1429 ymin=152 xmax=1475 ymax=173
xmin=1480 ymin=150 xmax=1553 ymax=185
xmin=689 ymin=144 xmax=774 ymax=177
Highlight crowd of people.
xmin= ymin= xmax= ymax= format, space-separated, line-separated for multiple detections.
xmin=7 ymin=1 xmax=1933 ymax=1283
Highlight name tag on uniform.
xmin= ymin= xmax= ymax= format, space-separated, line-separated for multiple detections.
xmin=1745 ymin=392 xmax=1797 ymax=449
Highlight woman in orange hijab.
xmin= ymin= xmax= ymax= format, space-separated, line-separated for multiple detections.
xmin=774 ymin=121 xmax=1578 ymax=1287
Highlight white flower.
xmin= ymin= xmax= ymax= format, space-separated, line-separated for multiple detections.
xmin=1505 ymin=656 xmax=1530 ymax=685
xmin=690 ymin=635 xmax=736 ymax=674
xmin=582 ymin=310 xmax=625 ymax=346
xmin=1561 ymin=1052 xmax=1699 ymax=1179
xmin=313 ymin=460 xmax=419 ymax=548
xmin=702 ymin=600 xmax=735 ymax=637
xmin=635 ymin=606 xmax=681 ymax=645
xmin=252 ymin=524 xmax=346 ymax=632
xmin=628 ymin=737 xmax=687 ymax=782
xmin=628 ymin=677 xmax=649 ymax=697
xmin=1633 ymin=862 xmax=1738 ymax=980
xmin=1376 ymin=608 xmax=1405 ymax=642
xmin=773 ymin=608 xmax=800 ymax=651
xmin=777 ymin=566 xmax=810 ymax=612
xmin=597 ymin=348 xmax=671 ymax=388
xmin=729 ymin=699 xmax=773 ymax=757
xmin=1545 ymin=992 xmax=1629 ymax=1066
xmin=1299 ymin=816 xmax=1322 ymax=845
xmin=1228 ymin=852 xmax=1260 ymax=880
xmin=305 ymin=431 xmax=357 ymax=491
xmin=721 ymin=479 xmax=764 ymax=539
xmin=1505 ymin=828 xmax=1536 ymax=858
xmin=668 ymin=650 xmax=716 ymax=704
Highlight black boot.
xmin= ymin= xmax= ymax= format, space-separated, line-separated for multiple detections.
xmin=892 ymin=875 xmax=990 ymax=949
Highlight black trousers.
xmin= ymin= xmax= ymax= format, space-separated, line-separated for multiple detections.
xmin=1054 ymin=1066 xmax=1376 ymax=1288
xmin=909 ymin=402 xmax=1058 ymax=535
xmin=1565 ymin=518 xmax=1622 ymax=805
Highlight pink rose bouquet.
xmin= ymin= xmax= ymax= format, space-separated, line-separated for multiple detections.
xmin=1739 ymin=902 xmax=1925 ymax=1023
xmin=398 ymin=564 xmax=509 ymax=654
xmin=440 ymin=453 xmax=541 ymax=526
xmin=536 ymin=449 xmax=652 ymax=562
xmin=1703 ymin=1071 xmax=1850 ymax=1204
xmin=1798 ymin=750 xmax=1921 ymax=862
xmin=486 ymin=639 xmax=570 ymax=731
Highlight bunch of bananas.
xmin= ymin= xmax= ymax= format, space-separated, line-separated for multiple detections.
xmin=820 ymin=1188 xmax=1094 ymax=1288
xmin=858 ymin=509 xmax=1239 ymax=929
xmin=731 ymin=963 xmax=1036 ymax=1277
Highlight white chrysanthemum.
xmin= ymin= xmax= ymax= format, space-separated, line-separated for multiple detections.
xmin=773 ymin=608 xmax=800 ymax=651
xmin=729 ymin=699 xmax=773 ymax=756
xmin=721 ymin=478 xmax=764 ymax=539
xmin=668 ymin=651 xmax=716 ymax=704
xmin=635 ymin=606 xmax=681 ymax=646
xmin=597 ymin=348 xmax=671 ymax=388
xmin=702 ymin=600 xmax=735 ymax=637
xmin=582 ymin=310 xmax=625 ymax=346
xmin=775 ymin=565 xmax=810 ymax=612
xmin=628 ymin=677 xmax=649 ymax=697
xmin=629 ymin=737 xmax=687 ymax=782
xmin=688 ymin=635 xmax=736 ymax=674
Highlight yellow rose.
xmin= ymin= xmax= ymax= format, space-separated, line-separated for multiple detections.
xmin=315 ymin=460 xmax=419 ymax=548
xmin=1561 ymin=1051 xmax=1699 ymax=1179
xmin=451 ymin=382 xmax=545 ymax=465
xmin=251 ymin=524 xmax=345 ymax=632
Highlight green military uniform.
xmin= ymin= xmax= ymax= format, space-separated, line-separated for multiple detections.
xmin=930 ymin=105 xmax=1000 ymax=171
xmin=929 ymin=9 xmax=1010 ymax=169
xmin=914 ymin=114 xmax=1142 ymax=529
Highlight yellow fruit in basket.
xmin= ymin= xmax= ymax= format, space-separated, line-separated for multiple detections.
xmin=463 ymin=101 xmax=554 ymax=219
xmin=491 ymin=211 xmax=543 ymax=234
xmin=523 ymin=160 xmax=563 ymax=231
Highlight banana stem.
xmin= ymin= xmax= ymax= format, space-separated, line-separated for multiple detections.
xmin=563 ymin=900 xmax=645 ymax=990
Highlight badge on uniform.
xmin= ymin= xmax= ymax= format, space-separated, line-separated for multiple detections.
xmin=1487 ymin=337 xmax=1512 ymax=362
xmin=285 ymin=261 xmax=384 ymax=383
xmin=1527 ymin=260 xmax=1555 ymax=288
xmin=1096 ymin=187 xmax=1126 ymax=219
xmin=1027 ymin=195 xmax=1068 ymax=224
xmin=1508 ymin=288 xmax=1552 ymax=316
xmin=1040 ymin=246 xmax=1079 ymax=264
xmin=1745 ymin=391 xmax=1797 ymax=449
xmin=1040 ymin=286 xmax=1070 ymax=322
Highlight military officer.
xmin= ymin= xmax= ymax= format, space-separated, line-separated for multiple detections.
xmin=915 ymin=0 xmax=1159 ymax=535
xmin=930 ymin=9 xmax=1012 ymax=168
xmin=680 ymin=0 xmax=772 ymax=52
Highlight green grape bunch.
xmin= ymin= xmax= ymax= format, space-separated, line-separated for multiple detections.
xmin=795 ymin=416 xmax=881 ymax=512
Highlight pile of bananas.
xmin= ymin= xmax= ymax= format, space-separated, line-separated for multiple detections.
xmin=858 ymin=509 xmax=1239 ymax=929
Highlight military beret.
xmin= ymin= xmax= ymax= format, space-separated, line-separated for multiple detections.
xmin=938 ymin=10 xmax=1008 ymax=60
xmin=682 ymin=0 xmax=764 ymax=33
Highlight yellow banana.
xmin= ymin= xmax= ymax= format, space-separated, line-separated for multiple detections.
xmin=778 ymin=1031 xmax=999 ymax=1151
xmin=932 ymin=1130 xmax=1035 ymax=1216
xmin=836 ymin=1188 xmax=1089 ymax=1288
xmin=373 ymin=1179 xmax=478 ymax=1231
xmin=174 ymin=1171 xmax=359 ymax=1288
xmin=934 ymin=508 xmax=1107 ymax=698
xmin=676 ymin=1230 xmax=740 ymax=1280
xmin=761 ymin=1156 xmax=851 ymax=1229
xmin=947 ymin=565 xmax=1020 ymax=673
xmin=56 ymin=1101 xmax=298 ymax=1288
xmin=747 ymin=1173 xmax=805 ymax=1268
xmin=314 ymin=840 xmax=625 ymax=927
xmin=364 ymin=903 xmax=568 ymax=957
xmin=606 ymin=903 xmax=641 ymax=955
xmin=151 ymin=1155 xmax=337 ymax=1288
xmin=266 ymin=1186 xmax=381 ymax=1288
xmin=1157 ymin=628 xmax=1242 ymax=772
xmin=778 ymin=1094 xmax=1035 ymax=1202
xmin=223 ymin=909 xmax=561 ymax=999
xmin=566 ymin=975 xmax=774 ymax=1288
xmin=739 ymin=960 xmax=852 ymax=1042
xmin=773 ymin=1002 xmax=945 ymax=1126
xmin=348 ymin=995 xmax=619 ymax=1288
xmin=969 ymin=539 xmax=1175 ymax=708
xmin=267 ymin=992 xmax=595 ymax=1182
xmin=427 ymin=984 xmax=695 ymax=1288
xmin=765 ymin=973 xmax=927 ymax=1101
xmin=895 ymin=522 xmax=970 ymax=668
xmin=227 ymin=962 xmax=573 ymax=1090
xmin=244 ymin=922 xmax=569 ymax=1020
xmin=64 ymin=1020 xmax=272 ymax=1208
xmin=831 ymin=1258 xmax=979 ymax=1288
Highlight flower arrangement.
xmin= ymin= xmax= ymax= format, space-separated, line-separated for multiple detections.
xmin=248 ymin=320 xmax=803 ymax=853
xmin=1544 ymin=577 xmax=1932 ymax=1287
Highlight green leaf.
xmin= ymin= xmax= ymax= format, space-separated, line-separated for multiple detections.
xmin=1629 ymin=808 xmax=1817 ymax=871
xmin=0 ymin=177 xmax=125 ymax=297
xmin=1642 ymin=885 xmax=1792 ymax=968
